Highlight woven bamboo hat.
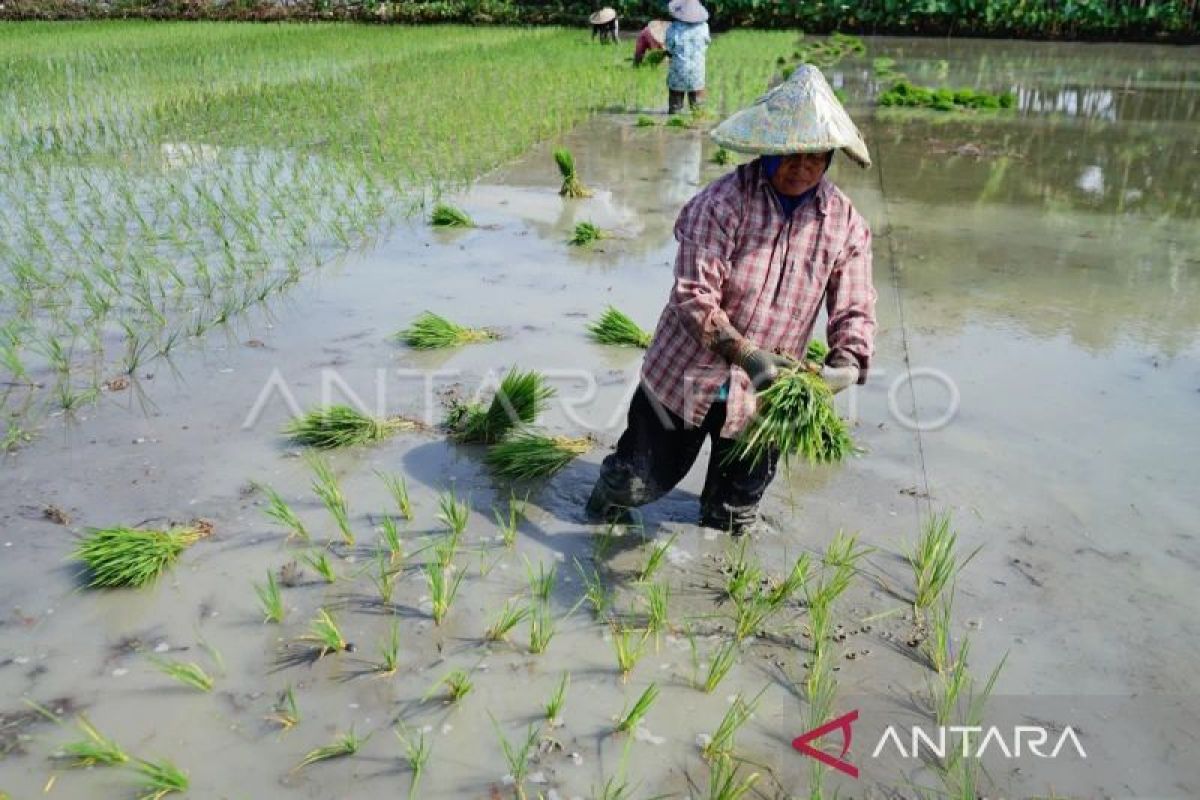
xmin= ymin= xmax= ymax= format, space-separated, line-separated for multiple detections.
xmin=589 ymin=7 xmax=617 ymax=24
xmin=667 ymin=0 xmax=709 ymax=23
xmin=710 ymin=65 xmax=871 ymax=167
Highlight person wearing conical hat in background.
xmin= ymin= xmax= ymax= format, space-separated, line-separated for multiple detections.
xmin=586 ymin=66 xmax=877 ymax=537
xmin=664 ymin=0 xmax=711 ymax=113
xmin=633 ymin=19 xmax=670 ymax=66
xmin=589 ymin=7 xmax=619 ymax=44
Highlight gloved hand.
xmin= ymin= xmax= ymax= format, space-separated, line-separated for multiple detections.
xmin=740 ymin=348 xmax=796 ymax=391
xmin=821 ymin=363 xmax=859 ymax=394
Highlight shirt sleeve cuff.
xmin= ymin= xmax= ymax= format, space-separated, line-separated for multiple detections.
xmin=826 ymin=348 xmax=870 ymax=385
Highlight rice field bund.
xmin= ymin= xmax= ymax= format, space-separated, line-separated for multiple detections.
xmin=2 ymin=21 xmax=1200 ymax=800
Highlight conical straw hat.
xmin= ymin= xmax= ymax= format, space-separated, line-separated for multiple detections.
xmin=710 ymin=65 xmax=871 ymax=167
xmin=589 ymin=7 xmax=617 ymax=24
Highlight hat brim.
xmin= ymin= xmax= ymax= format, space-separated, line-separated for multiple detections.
xmin=589 ymin=9 xmax=617 ymax=24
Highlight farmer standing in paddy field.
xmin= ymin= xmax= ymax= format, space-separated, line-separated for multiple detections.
xmin=586 ymin=66 xmax=877 ymax=536
xmin=664 ymin=0 xmax=711 ymax=113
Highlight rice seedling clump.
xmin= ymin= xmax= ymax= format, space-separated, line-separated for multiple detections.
xmin=396 ymin=311 xmax=497 ymax=350
xmin=485 ymin=429 xmax=591 ymax=480
xmin=429 ymin=203 xmax=476 ymax=228
xmin=555 ymin=148 xmax=592 ymax=198
xmin=726 ymin=367 xmax=854 ymax=467
xmin=587 ymin=307 xmax=652 ymax=348
xmin=74 ymin=524 xmax=209 ymax=588
xmin=569 ymin=221 xmax=607 ymax=247
xmin=284 ymin=405 xmax=414 ymax=449
xmin=448 ymin=368 xmax=554 ymax=444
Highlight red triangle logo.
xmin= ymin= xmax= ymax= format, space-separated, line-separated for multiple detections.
xmin=792 ymin=709 xmax=859 ymax=778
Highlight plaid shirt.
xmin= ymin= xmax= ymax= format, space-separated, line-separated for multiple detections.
xmin=641 ymin=159 xmax=876 ymax=438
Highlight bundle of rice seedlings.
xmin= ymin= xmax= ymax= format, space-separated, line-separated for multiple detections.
xmin=485 ymin=429 xmax=591 ymax=481
xmin=805 ymin=338 xmax=829 ymax=363
xmin=635 ymin=115 xmax=657 ymax=127
xmin=665 ymin=115 xmax=690 ymax=128
xmin=429 ymin=203 xmax=475 ymax=228
xmin=74 ymin=524 xmax=209 ymax=588
xmin=587 ymin=307 xmax=651 ymax=348
xmin=725 ymin=367 xmax=854 ymax=468
xmin=284 ymin=405 xmax=413 ymax=449
xmin=60 ymin=717 xmax=128 ymax=767
xmin=135 ymin=758 xmax=188 ymax=798
xmin=569 ymin=221 xmax=606 ymax=247
xmin=450 ymin=368 xmax=554 ymax=444
xmin=150 ymin=657 xmax=214 ymax=692
xmin=396 ymin=311 xmax=497 ymax=350
xmin=297 ymin=728 xmax=365 ymax=769
xmin=555 ymin=148 xmax=592 ymax=198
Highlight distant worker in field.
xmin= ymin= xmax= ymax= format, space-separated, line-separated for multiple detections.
xmin=664 ymin=0 xmax=711 ymax=113
xmin=633 ymin=19 xmax=669 ymax=66
xmin=589 ymin=7 xmax=619 ymax=44
xmin=586 ymin=66 xmax=876 ymax=536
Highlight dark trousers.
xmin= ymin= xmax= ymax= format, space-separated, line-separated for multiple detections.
xmin=586 ymin=385 xmax=779 ymax=533
xmin=668 ymin=89 xmax=706 ymax=114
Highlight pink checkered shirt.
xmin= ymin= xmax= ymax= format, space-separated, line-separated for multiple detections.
xmin=641 ymin=160 xmax=876 ymax=438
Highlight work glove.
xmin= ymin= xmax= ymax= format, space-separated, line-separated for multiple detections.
xmin=820 ymin=360 xmax=860 ymax=394
xmin=739 ymin=348 xmax=796 ymax=391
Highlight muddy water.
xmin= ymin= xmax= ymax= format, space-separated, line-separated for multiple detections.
xmin=2 ymin=37 xmax=1199 ymax=798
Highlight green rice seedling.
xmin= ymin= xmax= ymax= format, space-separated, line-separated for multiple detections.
xmin=702 ymin=640 xmax=741 ymax=693
xmin=255 ymin=570 xmax=285 ymax=623
xmin=666 ymin=114 xmax=690 ymax=128
xmin=454 ymin=368 xmax=554 ymax=444
xmin=525 ymin=557 xmax=557 ymax=602
xmin=429 ymin=203 xmax=476 ymax=228
xmin=306 ymin=453 xmax=354 ymax=545
xmin=134 ymin=757 xmax=188 ymax=799
xmin=711 ymin=147 xmax=732 ymax=165
xmin=907 ymin=512 xmax=979 ymax=617
xmin=60 ymin=716 xmax=128 ymax=767
xmin=724 ymin=539 xmax=763 ymax=604
xmin=807 ymin=531 xmax=869 ymax=609
xmin=555 ymin=148 xmax=592 ymax=198
xmin=569 ymin=221 xmax=606 ymax=247
xmin=725 ymin=367 xmax=854 ymax=468
xmin=637 ymin=531 xmax=678 ymax=583
xmin=643 ymin=581 xmax=671 ymax=645
xmin=74 ymin=524 xmax=208 ymax=588
xmin=285 ymin=404 xmax=411 ymax=450
xmin=379 ymin=516 xmax=404 ymax=564
xmin=731 ymin=588 xmax=777 ymax=642
xmin=437 ymin=490 xmax=470 ymax=538
xmin=587 ymin=306 xmax=652 ymax=348
xmin=376 ymin=621 xmax=401 ymax=676
xmin=297 ymin=727 xmax=365 ymax=769
xmin=635 ymin=115 xmax=657 ymax=127
xmin=260 ymin=484 xmax=308 ymax=541
xmin=492 ymin=718 xmax=540 ymax=800
xmin=528 ymin=601 xmax=557 ymax=654
xmin=425 ymin=563 xmax=465 ymax=625
xmin=701 ymin=691 xmax=761 ymax=761
xmin=485 ymin=429 xmax=591 ymax=480
xmin=484 ymin=599 xmax=529 ymax=642
xmin=376 ymin=470 xmax=414 ymax=520
xmin=933 ymin=635 xmax=970 ymax=726
xmin=150 ymin=657 xmax=214 ymax=692
xmin=395 ymin=311 xmax=496 ymax=350
xmin=805 ymin=338 xmax=830 ymax=364
xmin=545 ymin=672 xmax=570 ymax=724
xmin=611 ymin=625 xmax=648 ymax=682
xmin=925 ymin=591 xmax=957 ymax=675
xmin=298 ymin=608 xmax=350 ymax=657
xmin=707 ymin=754 xmax=759 ymax=800
xmin=425 ymin=668 xmax=474 ymax=704
xmin=266 ymin=686 xmax=300 ymax=731
xmin=302 ymin=549 xmax=337 ymax=583
xmin=395 ymin=724 xmax=431 ymax=800
xmin=615 ymin=683 xmax=659 ymax=733
xmin=493 ymin=491 xmax=527 ymax=548
xmin=372 ymin=552 xmax=398 ymax=605
xmin=576 ymin=558 xmax=611 ymax=618
xmin=766 ymin=552 xmax=810 ymax=608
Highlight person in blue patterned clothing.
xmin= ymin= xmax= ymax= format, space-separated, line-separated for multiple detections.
xmin=664 ymin=0 xmax=711 ymax=114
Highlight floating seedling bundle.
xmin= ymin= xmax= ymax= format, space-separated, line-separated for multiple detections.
xmin=396 ymin=311 xmax=497 ymax=350
xmin=74 ymin=523 xmax=211 ymax=588
xmin=555 ymin=148 xmax=592 ymax=198
xmin=448 ymin=368 xmax=554 ymax=444
xmin=587 ymin=306 xmax=652 ymax=348
xmin=485 ymin=429 xmax=591 ymax=480
xmin=726 ymin=367 xmax=854 ymax=467
xmin=284 ymin=405 xmax=415 ymax=449
xmin=569 ymin=221 xmax=607 ymax=247
xmin=429 ymin=203 xmax=476 ymax=228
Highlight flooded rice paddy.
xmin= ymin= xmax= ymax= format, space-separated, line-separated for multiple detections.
xmin=2 ymin=29 xmax=1199 ymax=800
